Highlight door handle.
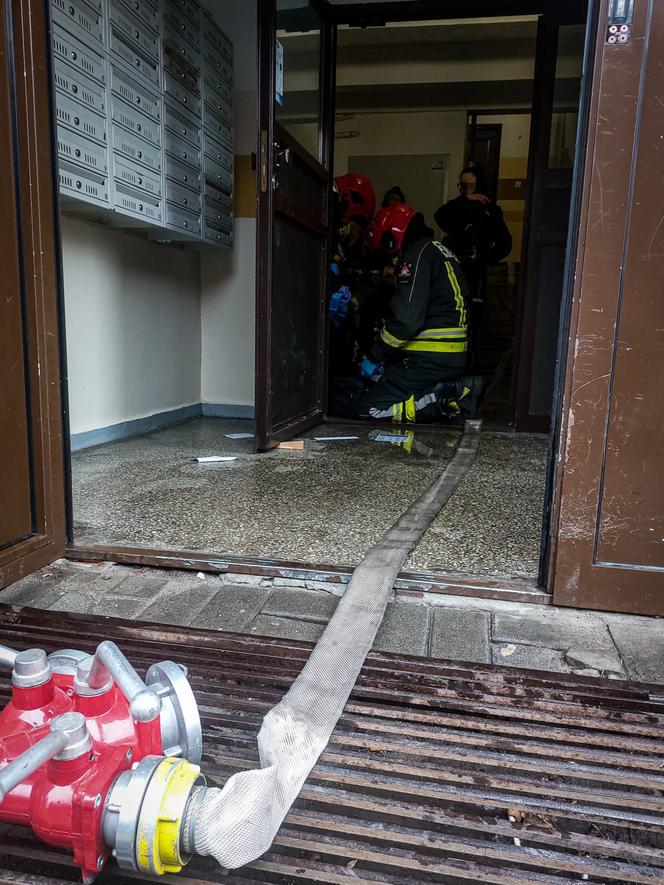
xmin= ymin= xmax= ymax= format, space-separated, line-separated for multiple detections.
xmin=274 ymin=143 xmax=292 ymax=166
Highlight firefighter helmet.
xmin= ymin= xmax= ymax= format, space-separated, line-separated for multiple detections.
xmin=334 ymin=173 xmax=376 ymax=224
xmin=365 ymin=203 xmax=418 ymax=255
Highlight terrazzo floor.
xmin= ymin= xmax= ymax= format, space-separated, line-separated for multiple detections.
xmin=72 ymin=418 xmax=458 ymax=567
xmin=406 ymin=433 xmax=550 ymax=578
xmin=72 ymin=418 xmax=549 ymax=578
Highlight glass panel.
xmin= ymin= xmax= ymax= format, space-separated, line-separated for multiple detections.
xmin=276 ymin=0 xmax=322 ymax=162
xmin=549 ymin=24 xmax=585 ymax=169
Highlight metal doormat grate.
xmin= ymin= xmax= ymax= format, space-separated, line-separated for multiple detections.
xmin=1 ymin=606 xmax=663 ymax=884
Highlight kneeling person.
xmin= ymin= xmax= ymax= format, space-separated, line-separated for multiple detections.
xmin=357 ymin=205 xmax=480 ymax=423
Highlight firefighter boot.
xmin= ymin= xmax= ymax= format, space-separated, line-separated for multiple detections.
xmin=457 ymin=375 xmax=482 ymax=418
xmin=434 ymin=375 xmax=482 ymax=421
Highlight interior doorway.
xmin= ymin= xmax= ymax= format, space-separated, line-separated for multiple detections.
xmin=48 ymin=0 xmax=594 ymax=602
xmin=466 ymin=121 xmax=502 ymax=200
xmin=257 ymin=1 xmax=591 ymax=585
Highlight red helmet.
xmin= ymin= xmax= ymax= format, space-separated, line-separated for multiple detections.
xmin=334 ymin=173 xmax=376 ymax=224
xmin=365 ymin=204 xmax=418 ymax=255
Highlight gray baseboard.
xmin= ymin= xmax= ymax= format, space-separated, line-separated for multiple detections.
xmin=70 ymin=404 xmax=200 ymax=451
xmin=70 ymin=402 xmax=255 ymax=450
xmin=201 ymin=402 xmax=255 ymax=419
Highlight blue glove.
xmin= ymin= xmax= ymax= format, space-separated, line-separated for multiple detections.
xmin=360 ymin=357 xmax=379 ymax=379
xmin=328 ymin=285 xmax=352 ymax=328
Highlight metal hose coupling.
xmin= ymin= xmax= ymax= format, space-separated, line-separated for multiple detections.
xmin=103 ymin=755 xmax=206 ymax=875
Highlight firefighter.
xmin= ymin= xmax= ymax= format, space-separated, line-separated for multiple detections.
xmin=356 ymin=204 xmax=481 ymax=423
xmin=334 ymin=172 xmax=376 ymax=261
xmin=328 ymin=173 xmax=377 ymax=395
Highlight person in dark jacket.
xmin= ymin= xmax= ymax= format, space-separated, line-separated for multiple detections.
xmin=355 ymin=204 xmax=481 ymax=423
xmin=434 ymin=166 xmax=511 ymax=342
xmin=381 ymin=185 xmax=406 ymax=208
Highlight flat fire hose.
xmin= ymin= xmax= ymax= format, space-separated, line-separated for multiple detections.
xmin=193 ymin=420 xmax=482 ymax=868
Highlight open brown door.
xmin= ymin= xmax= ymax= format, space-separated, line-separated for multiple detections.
xmin=255 ymin=0 xmax=335 ymax=450
xmin=551 ymin=0 xmax=664 ymax=616
xmin=0 ymin=0 xmax=66 ymax=589
xmin=514 ymin=9 xmax=587 ymax=432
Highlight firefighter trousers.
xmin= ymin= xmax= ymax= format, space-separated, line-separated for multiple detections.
xmin=356 ymin=355 xmax=466 ymax=423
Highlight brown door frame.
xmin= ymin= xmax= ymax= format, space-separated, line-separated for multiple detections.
xmin=66 ymin=0 xmax=611 ymax=615
xmin=0 ymin=0 xmax=67 ymax=590
xmin=254 ymin=0 xmax=336 ymax=449
xmin=512 ymin=7 xmax=589 ymax=434
xmin=511 ymin=11 xmax=559 ymax=435
xmin=548 ymin=0 xmax=664 ymax=615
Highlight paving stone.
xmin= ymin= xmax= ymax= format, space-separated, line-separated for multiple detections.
xmin=0 ymin=562 xmax=80 ymax=606
xmin=262 ymin=587 xmax=339 ymax=623
xmin=104 ymin=572 xmax=168 ymax=598
xmin=372 ymin=603 xmax=429 ymax=657
xmin=1 ymin=582 xmax=68 ymax=610
xmin=86 ymin=596 xmax=153 ymax=619
xmin=139 ymin=581 xmax=220 ymax=626
xmin=492 ymin=609 xmax=616 ymax=652
xmin=564 ymin=647 xmax=624 ymax=676
xmin=46 ymin=572 xmax=136 ymax=602
xmin=429 ymin=608 xmax=490 ymax=663
xmin=491 ymin=643 xmax=571 ymax=673
xmin=607 ymin=618 xmax=664 ymax=683
xmin=48 ymin=591 xmax=97 ymax=615
xmin=249 ymin=615 xmax=324 ymax=643
xmin=190 ymin=584 xmax=271 ymax=631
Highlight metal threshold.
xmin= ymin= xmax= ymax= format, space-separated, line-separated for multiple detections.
xmin=65 ymin=541 xmax=551 ymax=605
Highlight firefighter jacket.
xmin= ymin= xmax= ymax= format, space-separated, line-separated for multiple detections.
xmin=371 ymin=236 xmax=470 ymax=363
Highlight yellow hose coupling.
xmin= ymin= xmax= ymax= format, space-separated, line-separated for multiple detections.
xmin=135 ymin=757 xmax=205 ymax=875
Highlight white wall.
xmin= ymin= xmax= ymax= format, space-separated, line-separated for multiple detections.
xmin=333 ymin=110 xmax=467 ymax=197
xmin=200 ymin=0 xmax=258 ymax=409
xmin=62 ymin=216 xmax=201 ymax=434
xmin=200 ymin=218 xmax=256 ymax=406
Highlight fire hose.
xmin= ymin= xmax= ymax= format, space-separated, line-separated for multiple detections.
xmin=0 ymin=421 xmax=480 ymax=879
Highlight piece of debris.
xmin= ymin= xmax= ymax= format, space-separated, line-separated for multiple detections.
xmin=313 ymin=435 xmax=359 ymax=441
xmin=500 ymin=643 xmax=517 ymax=657
xmin=195 ymin=456 xmax=237 ymax=463
xmin=225 ymin=432 xmax=254 ymax=439
xmin=278 ymin=440 xmax=305 ymax=450
xmin=197 ymin=572 xmax=206 ymax=580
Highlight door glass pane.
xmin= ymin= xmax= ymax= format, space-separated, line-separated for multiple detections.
xmin=276 ymin=0 xmax=322 ymax=162
xmin=549 ymin=24 xmax=585 ymax=169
